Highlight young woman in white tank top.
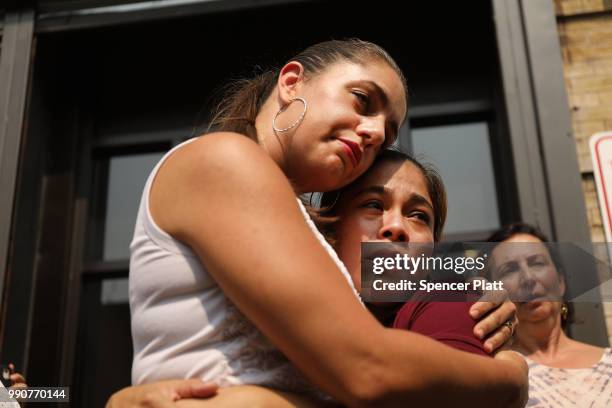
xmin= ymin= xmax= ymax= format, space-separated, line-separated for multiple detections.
xmin=111 ymin=40 xmax=528 ymax=408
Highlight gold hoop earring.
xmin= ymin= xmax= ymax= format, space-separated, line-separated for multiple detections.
xmin=272 ymin=97 xmax=307 ymax=133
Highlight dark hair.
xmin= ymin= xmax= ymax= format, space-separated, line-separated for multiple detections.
xmin=486 ymin=223 xmax=548 ymax=244
xmin=317 ymin=149 xmax=447 ymax=243
xmin=486 ymin=222 xmax=574 ymax=329
xmin=207 ymin=39 xmax=408 ymax=140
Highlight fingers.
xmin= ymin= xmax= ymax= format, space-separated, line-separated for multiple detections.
xmin=474 ymin=299 xmax=516 ymax=337
xmin=468 ymin=281 xmax=519 ymax=354
xmin=9 ymin=372 xmax=26 ymax=386
xmin=171 ymin=380 xmax=218 ymax=400
xmin=7 ymin=364 xmax=27 ymax=389
xmin=469 ymin=287 xmax=507 ymax=320
xmin=139 ymin=390 xmax=180 ymax=408
xmin=482 ymin=318 xmax=516 ymax=354
xmin=105 ymin=380 xmax=216 ymax=408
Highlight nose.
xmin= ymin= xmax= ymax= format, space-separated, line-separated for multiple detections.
xmin=378 ymin=210 xmax=409 ymax=242
xmin=357 ymin=115 xmax=386 ymax=149
xmin=518 ymin=262 xmax=537 ymax=290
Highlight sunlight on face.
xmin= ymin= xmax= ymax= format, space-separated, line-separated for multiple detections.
xmin=281 ymin=61 xmax=407 ymax=193
xmin=333 ymin=160 xmax=434 ymax=289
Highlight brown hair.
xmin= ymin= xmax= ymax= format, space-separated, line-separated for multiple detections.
xmin=317 ymin=149 xmax=447 ymax=243
xmin=207 ymin=39 xmax=408 ymax=140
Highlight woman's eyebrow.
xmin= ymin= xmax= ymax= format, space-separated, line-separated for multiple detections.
xmin=355 ymin=80 xmax=401 ymax=132
xmin=354 ymin=185 xmax=387 ymax=197
xmin=527 ymin=253 xmax=547 ymax=262
xmin=498 ymin=260 xmax=518 ymax=271
xmin=362 ymin=80 xmax=389 ymax=105
xmin=404 ymin=194 xmax=434 ymax=213
xmin=354 ymin=186 xmax=433 ymax=211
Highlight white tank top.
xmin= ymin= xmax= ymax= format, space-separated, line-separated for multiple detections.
xmin=129 ymin=137 xmax=361 ymax=394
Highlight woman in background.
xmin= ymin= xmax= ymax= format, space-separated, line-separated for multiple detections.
xmin=488 ymin=223 xmax=612 ymax=407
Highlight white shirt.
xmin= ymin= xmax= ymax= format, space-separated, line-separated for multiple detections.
xmin=129 ymin=138 xmax=360 ymax=396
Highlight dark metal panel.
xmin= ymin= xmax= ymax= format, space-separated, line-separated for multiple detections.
xmin=493 ymin=0 xmax=608 ymax=346
xmin=408 ymin=100 xmax=493 ymax=120
xmin=36 ymin=0 xmax=319 ymax=33
xmin=521 ymin=0 xmax=607 ymax=346
xmin=59 ymin=198 xmax=87 ymax=385
xmin=0 ymin=9 xmax=34 ymax=320
xmin=520 ymin=0 xmax=590 ymax=242
xmin=492 ymin=0 xmax=553 ymax=238
xmin=37 ymin=0 xmax=151 ymax=13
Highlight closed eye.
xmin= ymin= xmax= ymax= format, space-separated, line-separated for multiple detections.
xmin=410 ymin=212 xmax=430 ymax=224
xmin=352 ymin=90 xmax=371 ymax=112
xmin=361 ymin=200 xmax=383 ymax=210
xmin=499 ymin=263 xmax=519 ymax=276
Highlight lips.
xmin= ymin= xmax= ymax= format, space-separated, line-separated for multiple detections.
xmin=520 ymin=292 xmax=549 ymax=302
xmin=337 ymin=138 xmax=362 ymax=167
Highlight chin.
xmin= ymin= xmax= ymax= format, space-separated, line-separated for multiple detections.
xmin=518 ymin=301 xmax=557 ymax=322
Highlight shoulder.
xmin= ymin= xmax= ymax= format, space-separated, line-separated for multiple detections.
xmin=195 ymin=131 xmax=261 ymax=151
xmin=569 ymin=339 xmax=605 ymax=356
xmin=150 ymin=132 xmax=292 ymax=235
xmin=179 ymin=132 xmax=269 ymax=166
xmin=165 ymin=132 xmax=285 ymax=188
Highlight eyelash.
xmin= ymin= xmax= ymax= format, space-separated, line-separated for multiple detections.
xmin=361 ymin=202 xmax=431 ymax=224
xmin=362 ymin=200 xmax=383 ymax=210
xmin=352 ymin=90 xmax=370 ymax=112
xmin=412 ymin=212 xmax=431 ymax=224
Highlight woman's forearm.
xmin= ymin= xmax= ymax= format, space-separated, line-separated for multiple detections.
xmin=350 ymin=328 xmax=526 ymax=408
xmin=174 ymin=386 xmax=329 ymax=408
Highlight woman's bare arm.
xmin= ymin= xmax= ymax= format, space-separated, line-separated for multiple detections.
xmin=150 ymin=133 xmax=527 ymax=408
xmin=175 ymin=386 xmax=334 ymax=408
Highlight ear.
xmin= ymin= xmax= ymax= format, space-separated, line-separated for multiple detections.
xmin=277 ymin=61 xmax=305 ymax=105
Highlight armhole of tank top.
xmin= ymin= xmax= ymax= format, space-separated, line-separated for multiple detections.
xmin=296 ymin=199 xmax=363 ymax=303
xmin=140 ymin=138 xmax=198 ymax=257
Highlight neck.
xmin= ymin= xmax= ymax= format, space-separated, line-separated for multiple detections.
xmin=514 ymin=311 xmax=570 ymax=360
xmin=255 ymin=95 xmax=303 ymax=194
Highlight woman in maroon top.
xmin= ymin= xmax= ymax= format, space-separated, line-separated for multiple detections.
xmin=319 ymin=149 xmax=490 ymax=356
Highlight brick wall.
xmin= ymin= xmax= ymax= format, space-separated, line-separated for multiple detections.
xmin=555 ymin=0 xmax=612 ymax=342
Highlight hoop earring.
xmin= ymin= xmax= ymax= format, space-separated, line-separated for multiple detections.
xmin=322 ymin=191 xmax=340 ymax=210
xmin=272 ymin=97 xmax=307 ymax=133
xmin=561 ymin=303 xmax=569 ymax=321
xmin=308 ymin=192 xmax=340 ymax=209
xmin=329 ymin=192 xmax=340 ymax=209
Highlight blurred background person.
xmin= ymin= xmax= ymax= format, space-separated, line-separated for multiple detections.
xmin=488 ymin=223 xmax=612 ymax=407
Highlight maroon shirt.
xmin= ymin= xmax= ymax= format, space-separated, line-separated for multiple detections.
xmin=392 ymin=290 xmax=489 ymax=357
